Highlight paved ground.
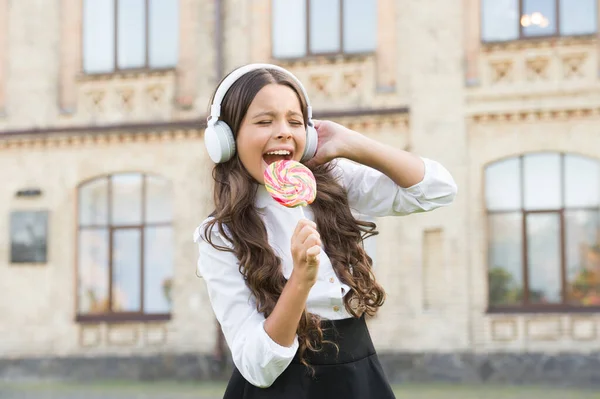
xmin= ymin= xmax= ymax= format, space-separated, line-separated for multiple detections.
xmin=1 ymin=381 xmax=599 ymax=399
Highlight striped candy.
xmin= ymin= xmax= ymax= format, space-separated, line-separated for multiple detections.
xmin=264 ymin=160 xmax=317 ymax=208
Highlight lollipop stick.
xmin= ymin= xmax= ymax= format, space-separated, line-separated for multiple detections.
xmin=299 ymin=206 xmax=306 ymax=219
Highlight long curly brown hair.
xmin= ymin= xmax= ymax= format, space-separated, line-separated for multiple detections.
xmin=202 ymin=67 xmax=386 ymax=370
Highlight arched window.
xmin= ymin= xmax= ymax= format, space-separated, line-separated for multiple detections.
xmin=485 ymin=152 xmax=600 ymax=311
xmin=76 ymin=173 xmax=173 ymax=322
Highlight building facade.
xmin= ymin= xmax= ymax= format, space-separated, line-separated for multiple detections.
xmin=0 ymin=0 xmax=598 ymax=384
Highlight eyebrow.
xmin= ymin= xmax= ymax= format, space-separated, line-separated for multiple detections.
xmin=251 ymin=110 xmax=303 ymax=119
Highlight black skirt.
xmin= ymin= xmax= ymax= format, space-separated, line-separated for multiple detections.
xmin=222 ymin=315 xmax=396 ymax=399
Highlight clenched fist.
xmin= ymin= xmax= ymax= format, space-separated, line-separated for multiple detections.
xmin=290 ymin=219 xmax=321 ymax=287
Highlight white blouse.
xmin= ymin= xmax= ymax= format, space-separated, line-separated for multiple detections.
xmin=194 ymin=157 xmax=457 ymax=388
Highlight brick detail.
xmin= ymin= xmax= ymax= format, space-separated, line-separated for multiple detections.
xmin=59 ymin=0 xmax=82 ymax=114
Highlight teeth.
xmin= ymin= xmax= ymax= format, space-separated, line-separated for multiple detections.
xmin=266 ymin=150 xmax=291 ymax=155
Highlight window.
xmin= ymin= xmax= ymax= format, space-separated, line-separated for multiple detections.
xmin=272 ymin=0 xmax=377 ymax=59
xmin=481 ymin=0 xmax=597 ymax=42
xmin=485 ymin=153 xmax=600 ymax=311
xmin=76 ymin=173 xmax=173 ymax=322
xmin=83 ymin=0 xmax=179 ymax=74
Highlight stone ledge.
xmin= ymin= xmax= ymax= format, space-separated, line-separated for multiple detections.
xmin=378 ymin=352 xmax=600 ymax=386
xmin=2 ymin=352 xmax=600 ymax=386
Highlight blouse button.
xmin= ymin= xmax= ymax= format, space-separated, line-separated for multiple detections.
xmin=333 ymin=305 xmax=340 ymax=312
xmin=329 ymin=277 xmax=335 ymax=283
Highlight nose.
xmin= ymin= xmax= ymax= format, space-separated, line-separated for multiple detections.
xmin=275 ymin=124 xmax=293 ymax=140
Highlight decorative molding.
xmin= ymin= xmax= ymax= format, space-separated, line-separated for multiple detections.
xmin=489 ymin=59 xmax=514 ymax=84
xmin=525 ymin=56 xmax=550 ymax=81
xmin=106 ymin=324 xmax=140 ymax=346
xmin=77 ymin=71 xmax=176 ymax=122
xmin=562 ymin=53 xmax=587 ymax=79
xmin=76 ymin=69 xmax=176 ymax=83
xmin=569 ymin=317 xmax=598 ymax=342
xmin=273 ymin=53 xmax=374 ymax=69
xmin=0 ymin=128 xmax=203 ymax=150
xmin=144 ymin=323 xmax=168 ymax=346
xmin=525 ymin=317 xmax=562 ymax=341
xmin=481 ymin=36 xmax=596 ymax=54
xmin=0 ymin=106 xmax=409 ymax=149
xmin=79 ymin=324 xmax=102 ymax=348
xmin=469 ymin=106 xmax=600 ymax=124
xmin=490 ymin=318 xmax=518 ymax=342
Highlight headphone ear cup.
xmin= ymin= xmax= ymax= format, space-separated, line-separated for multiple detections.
xmin=301 ymin=123 xmax=318 ymax=162
xmin=204 ymin=121 xmax=236 ymax=163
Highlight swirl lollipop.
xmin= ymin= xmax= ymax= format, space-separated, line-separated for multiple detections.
xmin=264 ymin=159 xmax=316 ymax=217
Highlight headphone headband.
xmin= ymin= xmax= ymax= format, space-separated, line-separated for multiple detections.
xmin=209 ymin=63 xmax=313 ymax=123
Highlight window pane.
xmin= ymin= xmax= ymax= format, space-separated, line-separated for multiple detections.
xmin=112 ymin=229 xmax=141 ymax=312
xmin=83 ymin=0 xmax=115 ymax=73
xmin=78 ymin=229 xmax=109 ymax=313
xmin=145 ymin=175 xmax=172 ymax=223
xmin=565 ymin=155 xmax=600 ymax=208
xmin=526 ymin=213 xmax=562 ymax=304
xmin=481 ymin=0 xmax=519 ymax=42
xmin=485 ymin=157 xmax=522 ymax=211
xmin=149 ymin=0 xmax=178 ymax=68
xmin=117 ymin=0 xmax=146 ymax=69
xmin=566 ymin=211 xmax=600 ymax=306
xmin=343 ymin=0 xmax=376 ymax=53
xmin=522 ymin=0 xmax=557 ymax=37
xmin=309 ymin=0 xmax=340 ymax=53
xmin=111 ymin=174 xmax=143 ymax=226
xmin=488 ymin=213 xmax=524 ymax=306
xmin=79 ymin=178 xmax=109 ymax=226
xmin=272 ymin=0 xmax=306 ymax=58
xmin=560 ymin=0 xmax=597 ymax=35
xmin=144 ymin=226 xmax=173 ymax=313
xmin=523 ymin=153 xmax=562 ymax=210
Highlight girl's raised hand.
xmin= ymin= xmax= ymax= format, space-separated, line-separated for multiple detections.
xmin=305 ymin=119 xmax=357 ymax=168
xmin=289 ymin=219 xmax=321 ymax=288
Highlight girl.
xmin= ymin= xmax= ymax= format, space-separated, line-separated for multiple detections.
xmin=194 ymin=63 xmax=457 ymax=399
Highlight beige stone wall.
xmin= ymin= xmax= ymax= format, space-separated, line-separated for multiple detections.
xmin=0 ymin=131 xmax=217 ymax=357
xmin=467 ymin=111 xmax=600 ymax=353
xmin=466 ymin=35 xmax=600 ymax=353
xmin=2 ymin=0 xmax=598 ymax=361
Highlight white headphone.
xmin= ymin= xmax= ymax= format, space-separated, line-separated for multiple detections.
xmin=204 ymin=63 xmax=318 ymax=164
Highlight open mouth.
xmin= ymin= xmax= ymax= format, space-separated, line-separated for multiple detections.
xmin=263 ymin=149 xmax=293 ymax=165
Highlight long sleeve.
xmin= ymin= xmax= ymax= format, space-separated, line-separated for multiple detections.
xmin=194 ymin=222 xmax=299 ymax=388
xmin=334 ymin=157 xmax=457 ymax=217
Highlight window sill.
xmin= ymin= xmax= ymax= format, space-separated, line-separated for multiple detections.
xmin=487 ymin=305 xmax=600 ymax=314
xmin=76 ymin=313 xmax=171 ymax=324
xmin=76 ymin=67 xmax=176 ymax=82
xmin=481 ymin=34 xmax=596 ymax=51
xmin=271 ymin=52 xmax=375 ymax=67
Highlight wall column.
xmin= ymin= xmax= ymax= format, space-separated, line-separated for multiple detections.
xmin=175 ymin=0 xmax=200 ymax=109
xmin=376 ymin=0 xmax=398 ymax=91
xmin=0 ymin=0 xmax=8 ymax=116
xmin=464 ymin=0 xmax=481 ymax=86
xmin=59 ymin=0 xmax=82 ymax=114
